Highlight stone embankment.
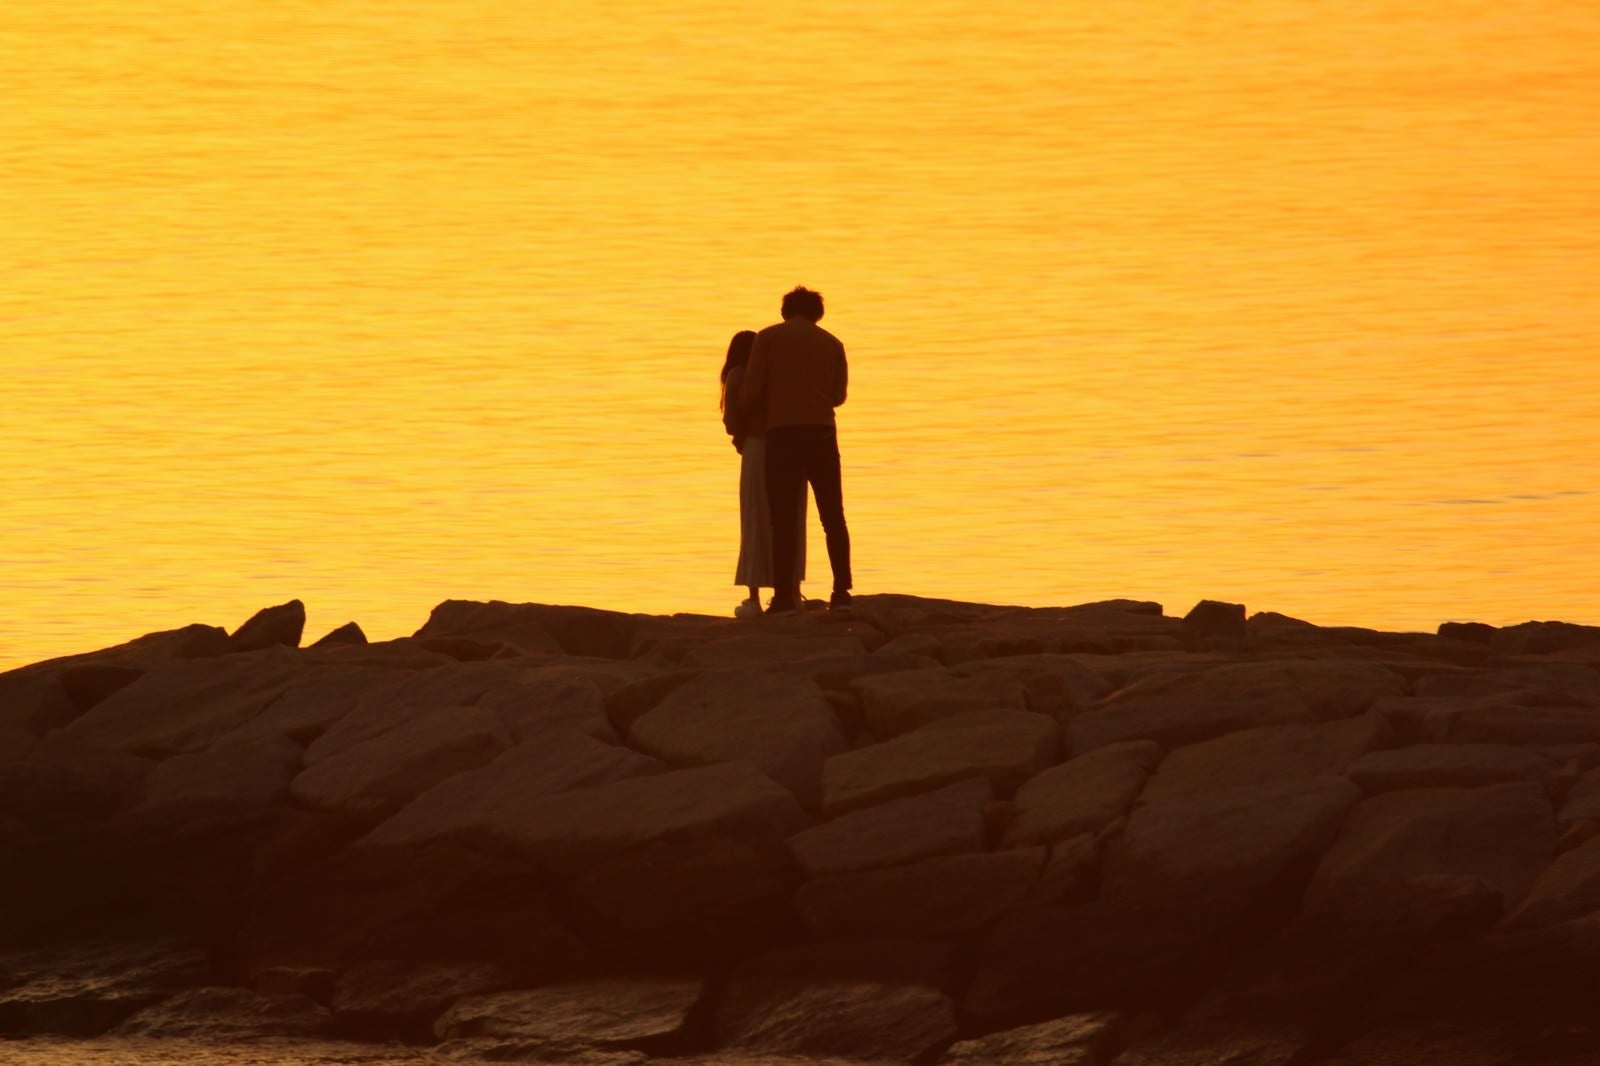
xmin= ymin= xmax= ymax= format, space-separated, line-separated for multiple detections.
xmin=4 ymin=594 xmax=1600 ymax=1064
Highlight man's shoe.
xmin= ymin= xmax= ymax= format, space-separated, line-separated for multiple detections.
xmin=829 ymin=590 xmax=853 ymax=609
xmin=765 ymin=598 xmax=798 ymax=615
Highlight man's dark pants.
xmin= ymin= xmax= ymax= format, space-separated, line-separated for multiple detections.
xmin=766 ymin=424 xmax=852 ymax=601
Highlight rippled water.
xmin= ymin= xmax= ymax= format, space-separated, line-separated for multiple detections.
xmin=3 ymin=1 xmax=1598 ymax=669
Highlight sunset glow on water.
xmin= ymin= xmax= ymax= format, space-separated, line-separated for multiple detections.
xmin=3 ymin=1 xmax=1598 ymax=669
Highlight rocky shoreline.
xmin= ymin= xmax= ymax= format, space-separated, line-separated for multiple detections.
xmin=4 ymin=594 xmax=1600 ymax=1064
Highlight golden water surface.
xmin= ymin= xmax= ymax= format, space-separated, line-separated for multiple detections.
xmin=3 ymin=1 xmax=1598 ymax=668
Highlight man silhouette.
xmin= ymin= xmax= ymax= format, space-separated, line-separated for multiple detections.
xmin=740 ymin=286 xmax=853 ymax=612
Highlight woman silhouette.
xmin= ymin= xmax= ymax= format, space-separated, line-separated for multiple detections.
xmin=721 ymin=330 xmax=805 ymax=617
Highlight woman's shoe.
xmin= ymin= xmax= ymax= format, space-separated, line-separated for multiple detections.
xmin=734 ymin=598 xmax=763 ymax=620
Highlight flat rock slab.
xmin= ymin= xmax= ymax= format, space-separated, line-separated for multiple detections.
xmin=850 ymin=667 xmax=1027 ymax=739
xmin=473 ymin=760 xmax=807 ymax=877
xmin=364 ymin=730 xmax=664 ymax=849
xmin=715 ymin=943 xmax=960 ymax=1063
xmin=291 ymin=704 xmax=512 ymax=816
xmin=1003 ymin=740 xmax=1160 ymax=848
xmin=0 ymin=938 xmax=210 ymax=1037
xmin=1304 ymin=782 xmax=1558 ymax=923
xmin=795 ymin=847 xmax=1046 ymax=941
xmin=1070 ymin=660 xmax=1405 ymax=752
xmin=1142 ymin=713 xmax=1390 ymax=803
xmin=112 ymin=987 xmax=333 ymax=1040
xmin=821 ymin=710 xmax=1061 ymax=815
xmin=1347 ymin=743 xmax=1553 ymax=794
xmin=939 ymin=1012 xmax=1120 ymax=1065
xmin=627 ymin=669 xmax=846 ymax=807
xmin=434 ymin=978 xmax=703 ymax=1053
xmin=60 ymin=651 xmax=302 ymax=757
xmin=786 ymin=777 xmax=991 ymax=878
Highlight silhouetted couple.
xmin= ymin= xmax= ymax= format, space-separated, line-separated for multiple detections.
xmin=720 ymin=287 xmax=853 ymax=616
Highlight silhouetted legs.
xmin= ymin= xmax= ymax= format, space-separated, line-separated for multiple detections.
xmin=766 ymin=425 xmax=853 ymax=609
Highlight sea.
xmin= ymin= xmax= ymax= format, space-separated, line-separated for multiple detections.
xmin=1 ymin=4 xmax=1596 ymax=669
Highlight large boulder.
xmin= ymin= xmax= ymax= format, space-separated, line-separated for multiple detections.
xmin=794 ymin=847 xmax=1046 ymax=941
xmin=950 ymin=654 xmax=1112 ymax=719
xmin=850 ymin=668 xmax=1027 ymax=739
xmin=1103 ymin=776 xmax=1362 ymax=927
xmin=626 ymin=670 xmax=846 ymax=807
xmin=434 ymin=978 xmax=705 ymax=1056
xmin=59 ymin=651 xmax=303 ymax=757
xmin=1070 ymin=660 xmax=1405 ymax=752
xmin=416 ymin=599 xmax=633 ymax=658
xmin=0 ymin=736 xmax=153 ymax=842
xmin=0 ymin=671 xmax=77 ymax=734
xmin=6 ymin=623 xmax=230 ymax=676
xmin=1347 ymin=743 xmax=1553 ymax=794
xmin=306 ymin=662 xmax=612 ymax=766
xmin=1386 ymin=697 xmax=1600 ymax=746
xmin=714 ymin=943 xmax=960 ymax=1062
xmin=229 ymin=599 xmax=306 ymax=652
xmin=1303 ymin=783 xmax=1558 ymax=924
xmin=1001 ymin=741 xmax=1160 ymax=848
xmin=290 ymin=704 xmax=513 ymax=816
xmin=475 ymin=669 xmax=615 ymax=744
xmin=786 ymin=777 xmax=991 ymax=879
xmin=1416 ymin=663 xmax=1600 ymax=707
xmin=363 ymin=730 xmax=664 ymax=849
xmin=968 ymin=778 xmax=1361 ymax=1030
xmin=466 ymin=761 xmax=807 ymax=877
xmin=821 ymin=710 xmax=1061 ymax=815
xmin=1141 ymin=713 xmax=1389 ymax=803
xmin=231 ymin=664 xmax=404 ymax=743
xmin=134 ymin=733 xmax=302 ymax=817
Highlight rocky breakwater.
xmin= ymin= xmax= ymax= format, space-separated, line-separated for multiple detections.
xmin=4 ymin=596 xmax=1600 ymax=1064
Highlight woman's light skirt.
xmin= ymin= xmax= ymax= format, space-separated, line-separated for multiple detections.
xmin=735 ymin=436 xmax=807 ymax=587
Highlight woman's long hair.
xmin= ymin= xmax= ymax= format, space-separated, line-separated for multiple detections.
xmin=720 ymin=330 xmax=757 ymax=412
